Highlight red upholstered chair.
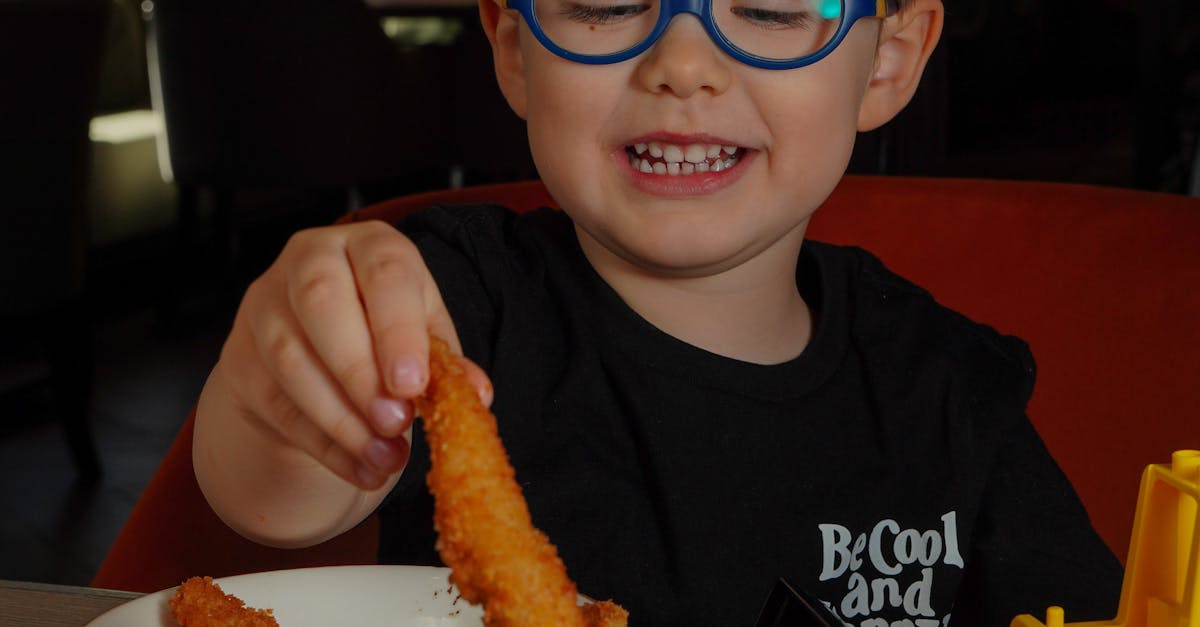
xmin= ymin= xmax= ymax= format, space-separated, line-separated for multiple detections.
xmin=92 ymin=176 xmax=1199 ymax=593
xmin=805 ymin=176 xmax=1199 ymax=562
xmin=89 ymin=410 xmax=381 ymax=593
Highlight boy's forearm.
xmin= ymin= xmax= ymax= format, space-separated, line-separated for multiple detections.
xmin=192 ymin=370 xmax=398 ymax=549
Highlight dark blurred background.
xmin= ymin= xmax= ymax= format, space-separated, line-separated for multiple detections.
xmin=0 ymin=0 xmax=1197 ymax=587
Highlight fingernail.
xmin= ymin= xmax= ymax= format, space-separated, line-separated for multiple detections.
xmin=364 ymin=438 xmax=406 ymax=472
xmin=477 ymin=380 xmax=494 ymax=407
xmin=370 ymin=398 xmax=410 ymax=435
xmin=391 ymin=355 xmax=425 ymax=394
xmin=356 ymin=464 xmax=383 ymax=487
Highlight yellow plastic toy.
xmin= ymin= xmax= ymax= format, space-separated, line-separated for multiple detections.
xmin=1011 ymin=449 xmax=1199 ymax=627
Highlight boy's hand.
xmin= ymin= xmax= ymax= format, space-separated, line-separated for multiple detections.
xmin=205 ymin=220 xmax=492 ymax=491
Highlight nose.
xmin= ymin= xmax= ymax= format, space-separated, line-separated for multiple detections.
xmin=635 ymin=15 xmax=732 ymax=99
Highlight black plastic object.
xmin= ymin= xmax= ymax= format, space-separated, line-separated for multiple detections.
xmin=753 ymin=578 xmax=843 ymax=627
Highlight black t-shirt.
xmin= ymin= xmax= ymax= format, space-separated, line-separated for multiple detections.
xmin=379 ymin=205 xmax=1122 ymax=626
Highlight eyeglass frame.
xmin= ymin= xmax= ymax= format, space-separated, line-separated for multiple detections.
xmin=501 ymin=0 xmax=899 ymax=70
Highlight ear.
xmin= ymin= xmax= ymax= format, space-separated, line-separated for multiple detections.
xmin=478 ymin=0 xmax=528 ymax=119
xmin=857 ymin=0 xmax=944 ymax=131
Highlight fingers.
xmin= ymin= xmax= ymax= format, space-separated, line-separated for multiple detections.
xmin=333 ymin=221 xmax=494 ymax=408
xmin=223 ymin=220 xmax=495 ymax=491
xmin=341 ymin=224 xmax=433 ymax=400
xmin=217 ymin=325 xmax=367 ymax=489
xmin=277 ymin=226 xmax=415 ymax=441
xmin=460 ymin=357 xmax=495 ymax=407
xmin=233 ymin=283 xmax=409 ymax=489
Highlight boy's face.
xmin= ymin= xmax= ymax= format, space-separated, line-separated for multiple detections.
xmin=485 ymin=0 xmax=940 ymax=279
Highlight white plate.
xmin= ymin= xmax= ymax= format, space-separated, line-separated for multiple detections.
xmin=87 ymin=565 xmax=485 ymax=626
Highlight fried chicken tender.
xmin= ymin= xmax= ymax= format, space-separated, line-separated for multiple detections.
xmin=416 ymin=336 xmax=627 ymax=627
xmin=169 ymin=576 xmax=278 ymax=627
xmin=583 ymin=599 xmax=632 ymax=626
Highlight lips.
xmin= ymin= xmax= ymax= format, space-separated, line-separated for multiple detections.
xmin=626 ymin=141 xmax=744 ymax=176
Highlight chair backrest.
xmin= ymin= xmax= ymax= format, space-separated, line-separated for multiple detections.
xmin=145 ymin=0 xmax=447 ymax=188
xmin=807 ymin=176 xmax=1199 ymax=562
xmin=346 ymin=180 xmax=559 ymax=221
xmin=94 ymin=176 xmax=1199 ymax=593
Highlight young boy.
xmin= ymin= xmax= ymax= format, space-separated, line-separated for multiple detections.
xmin=192 ymin=0 xmax=1124 ymax=623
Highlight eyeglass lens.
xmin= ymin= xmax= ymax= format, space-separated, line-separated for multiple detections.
xmin=531 ymin=0 xmax=845 ymax=61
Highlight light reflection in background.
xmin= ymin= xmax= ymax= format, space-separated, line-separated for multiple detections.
xmin=381 ymin=16 xmax=464 ymax=48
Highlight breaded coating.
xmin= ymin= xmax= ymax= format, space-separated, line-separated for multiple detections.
xmin=169 ymin=576 xmax=278 ymax=627
xmin=416 ymin=336 xmax=627 ymax=627
xmin=583 ymin=599 xmax=632 ymax=627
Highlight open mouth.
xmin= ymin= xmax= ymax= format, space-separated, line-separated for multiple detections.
xmin=626 ymin=141 xmax=745 ymax=175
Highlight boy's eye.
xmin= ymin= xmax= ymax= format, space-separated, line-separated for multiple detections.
xmin=729 ymin=5 xmax=814 ymax=29
xmin=559 ymin=1 xmax=651 ymax=24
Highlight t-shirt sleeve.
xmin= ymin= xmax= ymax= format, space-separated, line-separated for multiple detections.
xmin=951 ymin=415 xmax=1124 ymax=626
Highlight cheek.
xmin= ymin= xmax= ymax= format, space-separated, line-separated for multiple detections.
xmin=521 ymin=46 xmax=627 ymax=206
xmin=524 ymin=67 xmax=590 ymax=205
xmin=746 ymin=82 xmax=859 ymax=212
xmin=755 ymin=28 xmax=878 ymax=173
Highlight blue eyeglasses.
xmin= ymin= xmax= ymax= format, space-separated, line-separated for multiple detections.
xmin=503 ymin=0 xmax=898 ymax=70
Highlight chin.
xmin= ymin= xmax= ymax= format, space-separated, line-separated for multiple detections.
xmin=621 ymin=233 xmax=764 ymax=277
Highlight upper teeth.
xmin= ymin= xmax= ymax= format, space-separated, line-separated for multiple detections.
xmin=633 ymin=142 xmax=738 ymax=164
xmin=629 ymin=141 xmax=740 ymax=175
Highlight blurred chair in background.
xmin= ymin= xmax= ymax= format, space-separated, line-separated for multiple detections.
xmin=374 ymin=3 xmax=538 ymax=186
xmin=0 ymin=0 xmax=112 ymax=480
xmin=142 ymin=0 xmax=454 ymax=305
